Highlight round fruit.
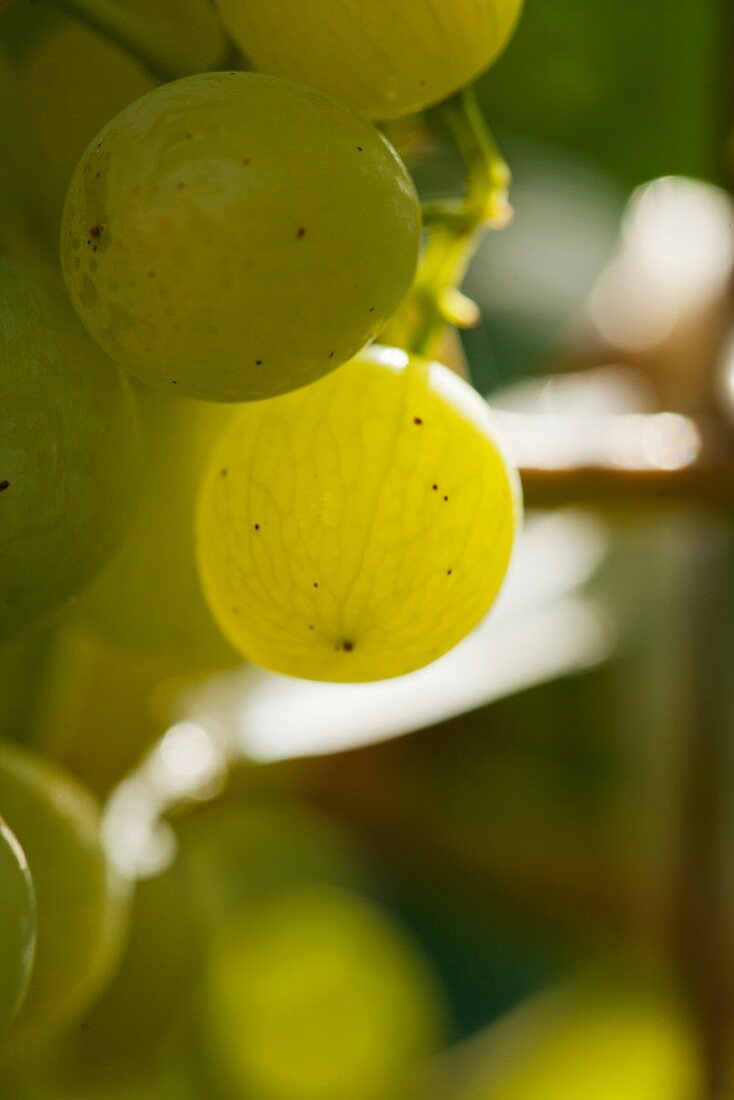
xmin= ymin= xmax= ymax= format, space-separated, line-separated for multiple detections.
xmin=196 ymin=345 xmax=520 ymax=682
xmin=76 ymin=384 xmax=237 ymax=670
xmin=0 ymin=818 xmax=35 ymax=1038
xmin=205 ymin=887 xmax=442 ymax=1100
xmin=0 ymin=742 xmax=128 ymax=1044
xmin=61 ymin=72 xmax=421 ymax=402
xmin=216 ymin=0 xmax=524 ymax=120
xmin=11 ymin=16 xmax=154 ymax=257
xmin=0 ymin=260 xmax=140 ymax=644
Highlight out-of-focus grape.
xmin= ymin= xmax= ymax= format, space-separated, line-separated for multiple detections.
xmin=0 ymin=260 xmax=140 ymax=644
xmin=0 ymin=743 xmax=129 ymax=1045
xmin=0 ymin=819 xmax=35 ymax=1037
xmin=205 ymin=886 xmax=444 ymax=1100
xmin=177 ymin=799 xmax=373 ymax=931
xmin=425 ymin=982 xmax=700 ymax=1100
xmin=75 ymin=385 xmax=238 ymax=671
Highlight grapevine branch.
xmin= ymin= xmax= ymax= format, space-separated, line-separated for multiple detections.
xmin=383 ymin=87 xmax=511 ymax=359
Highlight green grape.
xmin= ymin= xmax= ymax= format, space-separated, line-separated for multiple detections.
xmin=216 ymin=0 xmax=523 ymax=120
xmin=7 ymin=0 xmax=228 ymax=267
xmin=0 ymin=260 xmax=140 ymax=644
xmin=196 ymin=345 xmax=520 ymax=682
xmin=61 ymin=72 xmax=421 ymax=402
xmin=453 ymin=985 xmax=699 ymax=1100
xmin=75 ymin=384 xmax=237 ymax=670
xmin=205 ymin=887 xmax=443 ymax=1100
xmin=0 ymin=742 xmax=128 ymax=1044
xmin=0 ymin=819 xmax=35 ymax=1038
xmin=10 ymin=16 xmax=154 ymax=260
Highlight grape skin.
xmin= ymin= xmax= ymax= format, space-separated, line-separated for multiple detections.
xmin=0 ymin=819 xmax=35 ymax=1039
xmin=196 ymin=346 xmax=521 ymax=683
xmin=61 ymin=72 xmax=421 ymax=402
xmin=0 ymin=260 xmax=140 ymax=644
xmin=216 ymin=0 xmax=523 ymax=120
xmin=0 ymin=743 xmax=128 ymax=1045
xmin=75 ymin=383 xmax=238 ymax=670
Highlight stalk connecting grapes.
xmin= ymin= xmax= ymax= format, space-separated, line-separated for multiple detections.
xmin=0 ymin=0 xmax=524 ymax=1059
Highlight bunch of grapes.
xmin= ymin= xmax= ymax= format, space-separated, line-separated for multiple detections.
xmin=0 ymin=0 xmax=522 ymax=1051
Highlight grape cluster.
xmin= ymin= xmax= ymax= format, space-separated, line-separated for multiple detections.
xmin=0 ymin=0 xmax=523 ymax=1047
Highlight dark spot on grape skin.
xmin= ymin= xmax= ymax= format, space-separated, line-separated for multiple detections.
xmin=313 ymin=582 xmax=319 ymax=588
xmin=413 ymin=417 xmax=423 ymax=425
xmin=255 ymin=359 xmax=262 ymax=366
xmin=308 ymin=625 xmax=314 ymax=631
xmin=0 ymin=480 xmax=9 ymax=493
xmin=369 ymin=306 xmax=375 ymax=312
xmin=357 ymin=146 xmax=363 ymax=152
xmin=443 ymin=496 xmax=449 ymax=502
xmin=242 ymin=157 xmax=251 ymax=165
xmin=447 ymin=569 xmax=452 ymax=576
xmin=88 ymin=225 xmax=103 ymax=238
xmin=253 ymin=524 xmax=260 ymax=531
xmin=176 ymin=182 xmax=185 ymax=190
xmin=148 ymin=271 xmax=156 ymax=278
xmin=341 ymin=641 xmax=355 ymax=652
xmin=220 ymin=468 xmax=228 ymax=477
xmin=185 ymin=132 xmax=193 ymax=139
xmin=328 ymin=351 xmax=334 ymax=359
xmin=171 ymin=380 xmax=177 ymax=384
xmin=432 ymin=484 xmax=438 ymax=491
xmin=296 ymin=227 xmax=306 ymax=239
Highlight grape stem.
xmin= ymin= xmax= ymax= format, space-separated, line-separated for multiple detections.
xmin=385 ymin=87 xmax=511 ymax=361
xmin=44 ymin=0 xmax=215 ymax=81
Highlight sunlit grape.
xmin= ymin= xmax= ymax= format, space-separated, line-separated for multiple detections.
xmin=217 ymin=0 xmax=523 ymax=120
xmin=0 ymin=743 xmax=129 ymax=1044
xmin=205 ymin=887 xmax=443 ymax=1100
xmin=0 ymin=260 xmax=140 ymax=644
xmin=76 ymin=385 xmax=237 ymax=670
xmin=61 ymin=72 xmax=421 ymax=402
xmin=197 ymin=345 xmax=520 ymax=682
xmin=0 ymin=819 xmax=35 ymax=1038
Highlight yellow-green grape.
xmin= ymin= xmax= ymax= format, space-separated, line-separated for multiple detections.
xmin=452 ymin=985 xmax=700 ymax=1100
xmin=0 ymin=819 xmax=35 ymax=1038
xmin=61 ymin=72 xmax=421 ymax=402
xmin=11 ymin=16 xmax=154 ymax=261
xmin=216 ymin=0 xmax=523 ymax=120
xmin=205 ymin=887 xmax=443 ymax=1100
xmin=8 ymin=0 xmax=228 ymax=267
xmin=76 ymin=385 xmax=237 ymax=670
xmin=0 ymin=742 xmax=128 ymax=1044
xmin=0 ymin=260 xmax=140 ymax=644
xmin=196 ymin=345 xmax=520 ymax=682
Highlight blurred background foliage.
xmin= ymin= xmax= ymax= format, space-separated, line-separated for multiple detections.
xmin=1 ymin=0 xmax=733 ymax=1096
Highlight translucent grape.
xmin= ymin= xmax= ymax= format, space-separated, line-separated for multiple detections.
xmin=196 ymin=346 xmax=520 ymax=682
xmin=0 ymin=260 xmax=140 ymax=644
xmin=61 ymin=72 xmax=421 ymax=402
xmin=0 ymin=818 xmax=35 ymax=1038
xmin=216 ymin=0 xmax=524 ymax=120
xmin=76 ymin=384 xmax=238 ymax=670
xmin=205 ymin=887 xmax=443 ymax=1100
xmin=0 ymin=743 xmax=128 ymax=1044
